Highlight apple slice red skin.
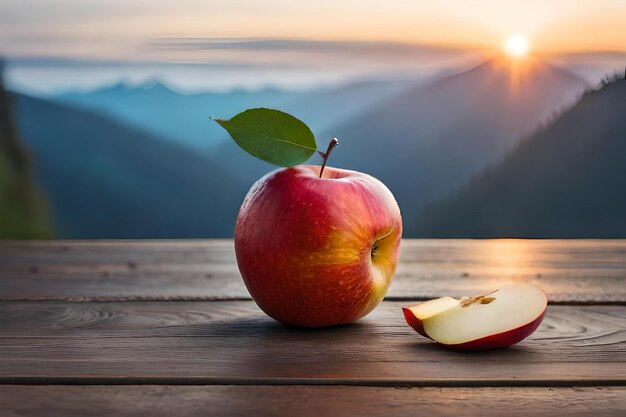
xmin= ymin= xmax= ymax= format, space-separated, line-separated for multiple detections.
xmin=439 ymin=309 xmax=546 ymax=350
xmin=402 ymin=307 xmax=431 ymax=339
xmin=402 ymin=307 xmax=546 ymax=350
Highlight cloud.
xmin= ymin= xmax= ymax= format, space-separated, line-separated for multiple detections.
xmin=5 ymin=38 xmax=473 ymax=71
xmin=4 ymin=38 xmax=479 ymax=95
xmin=5 ymin=56 xmax=302 ymax=70
xmin=149 ymin=38 xmax=469 ymax=57
xmin=555 ymin=50 xmax=626 ymax=60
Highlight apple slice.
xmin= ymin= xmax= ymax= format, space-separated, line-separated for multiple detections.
xmin=402 ymin=283 xmax=547 ymax=350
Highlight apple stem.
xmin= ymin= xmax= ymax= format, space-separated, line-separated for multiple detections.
xmin=318 ymin=138 xmax=339 ymax=178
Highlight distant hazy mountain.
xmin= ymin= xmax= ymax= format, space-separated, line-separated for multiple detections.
xmin=55 ymin=78 xmax=413 ymax=152
xmin=415 ymin=76 xmax=626 ymax=238
xmin=56 ymin=82 xmax=298 ymax=150
xmin=0 ymin=63 xmax=50 ymax=239
xmin=285 ymin=79 xmax=415 ymax=134
xmin=324 ymin=58 xmax=588 ymax=234
xmin=14 ymin=93 xmax=246 ymax=238
xmin=207 ymin=78 xmax=416 ymax=185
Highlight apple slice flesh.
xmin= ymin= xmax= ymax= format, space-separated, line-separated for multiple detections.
xmin=403 ymin=283 xmax=547 ymax=350
xmin=402 ymin=296 xmax=458 ymax=338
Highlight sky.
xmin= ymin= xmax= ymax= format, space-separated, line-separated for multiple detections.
xmin=1 ymin=0 xmax=625 ymax=93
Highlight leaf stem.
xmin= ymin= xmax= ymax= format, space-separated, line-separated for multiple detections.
xmin=319 ymin=138 xmax=339 ymax=178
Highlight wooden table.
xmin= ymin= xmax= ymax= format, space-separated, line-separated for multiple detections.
xmin=1 ymin=239 xmax=625 ymax=416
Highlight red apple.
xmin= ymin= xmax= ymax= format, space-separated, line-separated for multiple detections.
xmin=235 ymin=165 xmax=402 ymax=327
xmin=402 ymin=283 xmax=547 ymax=350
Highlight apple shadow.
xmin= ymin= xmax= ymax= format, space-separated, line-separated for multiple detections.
xmin=406 ymin=340 xmax=535 ymax=359
xmin=185 ymin=314 xmax=370 ymax=339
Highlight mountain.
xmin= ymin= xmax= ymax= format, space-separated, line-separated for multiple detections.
xmin=323 ymin=58 xmax=588 ymax=234
xmin=0 ymin=63 xmax=50 ymax=239
xmin=207 ymin=78 xmax=416 ymax=185
xmin=35 ymin=76 xmax=416 ymax=238
xmin=54 ymin=78 xmax=413 ymax=153
xmin=13 ymin=93 xmax=246 ymax=238
xmin=55 ymin=82 xmax=299 ymax=150
xmin=415 ymin=75 xmax=626 ymax=238
xmin=285 ymin=79 xmax=415 ymax=134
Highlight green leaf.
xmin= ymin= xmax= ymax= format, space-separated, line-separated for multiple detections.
xmin=212 ymin=108 xmax=317 ymax=166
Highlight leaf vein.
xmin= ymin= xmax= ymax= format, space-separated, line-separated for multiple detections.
xmin=223 ymin=125 xmax=316 ymax=151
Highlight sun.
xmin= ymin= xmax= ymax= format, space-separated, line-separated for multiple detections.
xmin=504 ymin=35 xmax=530 ymax=58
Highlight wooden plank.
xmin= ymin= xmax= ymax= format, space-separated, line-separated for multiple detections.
xmin=1 ymin=301 xmax=624 ymax=385
xmin=1 ymin=240 xmax=625 ymax=302
xmin=1 ymin=386 xmax=624 ymax=417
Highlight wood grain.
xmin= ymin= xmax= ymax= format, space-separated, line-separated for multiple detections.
xmin=1 ymin=240 xmax=623 ymax=413
xmin=1 ymin=239 xmax=625 ymax=302
xmin=1 ymin=386 xmax=624 ymax=417
xmin=1 ymin=301 xmax=624 ymax=385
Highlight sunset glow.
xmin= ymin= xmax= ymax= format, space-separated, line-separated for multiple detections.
xmin=505 ymin=35 xmax=530 ymax=58
xmin=1 ymin=0 xmax=623 ymax=92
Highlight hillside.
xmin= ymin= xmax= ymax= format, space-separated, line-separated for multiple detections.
xmin=415 ymin=76 xmax=626 ymax=237
xmin=325 ymin=58 xmax=588 ymax=233
xmin=14 ymin=93 xmax=246 ymax=238
xmin=0 ymin=63 xmax=50 ymax=239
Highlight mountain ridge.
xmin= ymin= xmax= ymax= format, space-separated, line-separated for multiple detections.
xmin=54 ymin=77 xmax=416 ymax=151
xmin=324 ymin=58 xmax=589 ymax=234
xmin=414 ymin=76 xmax=626 ymax=237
